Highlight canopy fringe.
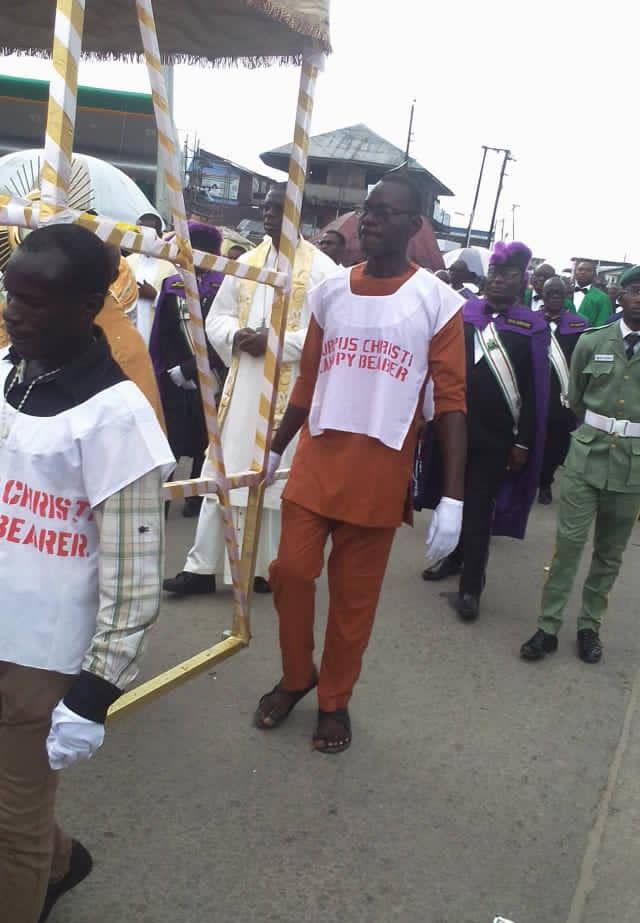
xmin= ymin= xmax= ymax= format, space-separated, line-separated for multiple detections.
xmin=0 ymin=46 xmax=310 ymax=68
xmin=246 ymin=0 xmax=331 ymax=51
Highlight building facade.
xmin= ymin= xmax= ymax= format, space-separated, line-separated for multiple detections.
xmin=261 ymin=123 xmax=453 ymax=231
xmin=0 ymin=74 xmax=157 ymax=202
xmin=184 ymin=147 xmax=273 ymax=230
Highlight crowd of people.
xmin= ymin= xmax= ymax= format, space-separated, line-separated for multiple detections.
xmin=1 ymin=171 xmax=639 ymax=921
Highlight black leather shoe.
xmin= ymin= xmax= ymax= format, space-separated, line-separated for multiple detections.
xmin=538 ymin=486 xmax=553 ymax=505
xmin=520 ymin=628 xmax=558 ymax=661
xmin=577 ymin=628 xmax=602 ymax=664
xmin=39 ymin=840 xmax=93 ymax=922
xmin=253 ymin=577 xmax=271 ymax=594
xmin=422 ymin=556 xmax=461 ymax=581
xmin=457 ymin=593 xmax=480 ymax=621
xmin=163 ymin=571 xmax=216 ymax=596
xmin=182 ymin=495 xmax=203 ymax=518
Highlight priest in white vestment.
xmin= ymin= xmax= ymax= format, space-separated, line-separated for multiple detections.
xmin=163 ymin=184 xmax=337 ymax=595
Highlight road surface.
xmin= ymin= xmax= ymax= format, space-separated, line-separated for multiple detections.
xmin=55 ymin=495 xmax=640 ymax=923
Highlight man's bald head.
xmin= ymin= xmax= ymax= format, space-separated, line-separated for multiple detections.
xmin=542 ymin=275 xmax=567 ymax=316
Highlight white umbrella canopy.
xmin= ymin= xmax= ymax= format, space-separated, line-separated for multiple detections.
xmin=0 ymin=150 xmax=159 ymax=224
xmin=444 ymin=246 xmax=490 ymax=278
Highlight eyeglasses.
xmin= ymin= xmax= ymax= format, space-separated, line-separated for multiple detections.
xmin=356 ymin=204 xmax=414 ymax=223
xmin=622 ymin=285 xmax=640 ymax=296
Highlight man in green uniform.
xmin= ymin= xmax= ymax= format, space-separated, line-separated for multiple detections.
xmin=521 ymin=265 xmax=640 ymax=664
xmin=572 ymin=259 xmax=612 ymax=326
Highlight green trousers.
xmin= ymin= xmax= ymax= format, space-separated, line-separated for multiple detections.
xmin=539 ymin=470 xmax=640 ymax=635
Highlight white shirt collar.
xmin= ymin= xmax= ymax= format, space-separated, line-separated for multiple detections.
xmin=619 ymin=318 xmax=636 ymax=339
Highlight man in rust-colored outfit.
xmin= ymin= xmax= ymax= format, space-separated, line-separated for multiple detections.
xmin=254 ymin=171 xmax=467 ymax=754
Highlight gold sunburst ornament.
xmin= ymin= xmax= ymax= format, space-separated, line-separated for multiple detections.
xmin=0 ymin=156 xmax=94 ymax=272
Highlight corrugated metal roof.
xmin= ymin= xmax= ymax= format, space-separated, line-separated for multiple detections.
xmin=261 ymin=123 xmax=453 ymax=196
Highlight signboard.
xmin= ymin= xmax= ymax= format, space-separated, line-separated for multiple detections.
xmin=195 ymin=163 xmax=240 ymax=207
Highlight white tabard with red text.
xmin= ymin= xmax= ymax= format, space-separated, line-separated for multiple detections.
xmin=0 ymin=364 xmax=173 ymax=674
xmin=308 ymin=268 xmax=462 ymax=450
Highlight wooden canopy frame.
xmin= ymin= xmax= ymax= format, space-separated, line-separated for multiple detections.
xmin=0 ymin=0 xmax=328 ymax=718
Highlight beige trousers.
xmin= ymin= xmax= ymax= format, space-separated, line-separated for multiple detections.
xmin=0 ymin=662 xmax=74 ymax=923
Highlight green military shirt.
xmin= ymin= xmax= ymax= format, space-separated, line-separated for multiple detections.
xmin=566 ymin=321 xmax=640 ymax=492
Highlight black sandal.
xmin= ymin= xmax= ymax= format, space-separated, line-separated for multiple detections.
xmin=312 ymin=709 xmax=352 ymax=754
xmin=254 ymin=676 xmax=317 ymax=730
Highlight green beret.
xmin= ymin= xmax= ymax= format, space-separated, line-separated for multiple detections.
xmin=619 ymin=265 xmax=640 ymax=288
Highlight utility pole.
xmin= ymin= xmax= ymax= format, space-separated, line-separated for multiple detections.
xmin=465 ymin=145 xmax=488 ymax=248
xmin=155 ymin=63 xmax=174 ymax=224
xmin=511 ymin=202 xmax=520 ymax=241
xmin=487 ymin=148 xmax=513 ymax=248
xmin=405 ymin=99 xmax=416 ymax=160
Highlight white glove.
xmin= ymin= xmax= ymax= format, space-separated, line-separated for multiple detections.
xmin=168 ymin=366 xmax=197 ymax=391
xmin=264 ymin=450 xmax=282 ymax=487
xmin=46 ymin=701 xmax=105 ymax=771
xmin=424 ymin=497 xmax=463 ymax=569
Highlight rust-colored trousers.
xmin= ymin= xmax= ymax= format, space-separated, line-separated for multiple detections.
xmin=0 ymin=662 xmax=74 ymax=923
xmin=270 ymin=501 xmax=396 ymax=712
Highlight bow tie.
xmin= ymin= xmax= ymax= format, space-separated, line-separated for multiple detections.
xmin=575 ymin=287 xmax=589 ymax=295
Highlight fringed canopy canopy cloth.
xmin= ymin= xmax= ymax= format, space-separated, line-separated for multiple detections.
xmin=0 ymin=0 xmax=331 ymax=64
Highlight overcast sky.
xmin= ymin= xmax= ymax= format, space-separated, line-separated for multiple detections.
xmin=2 ymin=0 xmax=638 ymax=269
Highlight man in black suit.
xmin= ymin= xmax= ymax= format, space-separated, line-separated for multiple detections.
xmin=422 ymin=242 xmax=550 ymax=620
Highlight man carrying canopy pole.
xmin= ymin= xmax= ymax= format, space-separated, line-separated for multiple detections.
xmin=253 ymin=169 xmax=468 ymax=754
xmin=0 ymin=226 xmax=173 ymax=922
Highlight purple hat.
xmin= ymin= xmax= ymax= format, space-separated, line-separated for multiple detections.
xmin=489 ymin=241 xmax=532 ymax=274
xmin=188 ymin=220 xmax=222 ymax=256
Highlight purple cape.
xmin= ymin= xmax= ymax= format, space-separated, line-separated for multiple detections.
xmin=463 ymin=298 xmax=550 ymax=538
xmin=414 ymin=299 xmax=551 ymax=540
xmin=148 ymin=270 xmax=224 ymax=379
xmin=553 ymin=310 xmax=589 ymax=336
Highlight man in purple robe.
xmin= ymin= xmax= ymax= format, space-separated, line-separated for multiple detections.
xmin=422 ymin=241 xmax=550 ymax=620
xmin=538 ymin=276 xmax=589 ymax=504
xmin=149 ymin=222 xmax=226 ymax=516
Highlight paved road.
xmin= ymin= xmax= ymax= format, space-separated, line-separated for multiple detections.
xmin=55 ymin=496 xmax=640 ymax=923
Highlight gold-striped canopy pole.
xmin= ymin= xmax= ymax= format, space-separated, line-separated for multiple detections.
xmin=235 ymin=52 xmax=322 ymax=641
xmin=39 ymin=0 xmax=86 ymax=215
xmin=134 ymin=0 xmax=246 ymax=625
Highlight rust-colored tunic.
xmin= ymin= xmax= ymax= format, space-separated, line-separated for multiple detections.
xmin=283 ymin=264 xmax=467 ymax=528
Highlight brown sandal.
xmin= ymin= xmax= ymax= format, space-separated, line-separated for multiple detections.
xmin=254 ymin=676 xmax=317 ymax=730
xmin=312 ymin=709 xmax=352 ymax=754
